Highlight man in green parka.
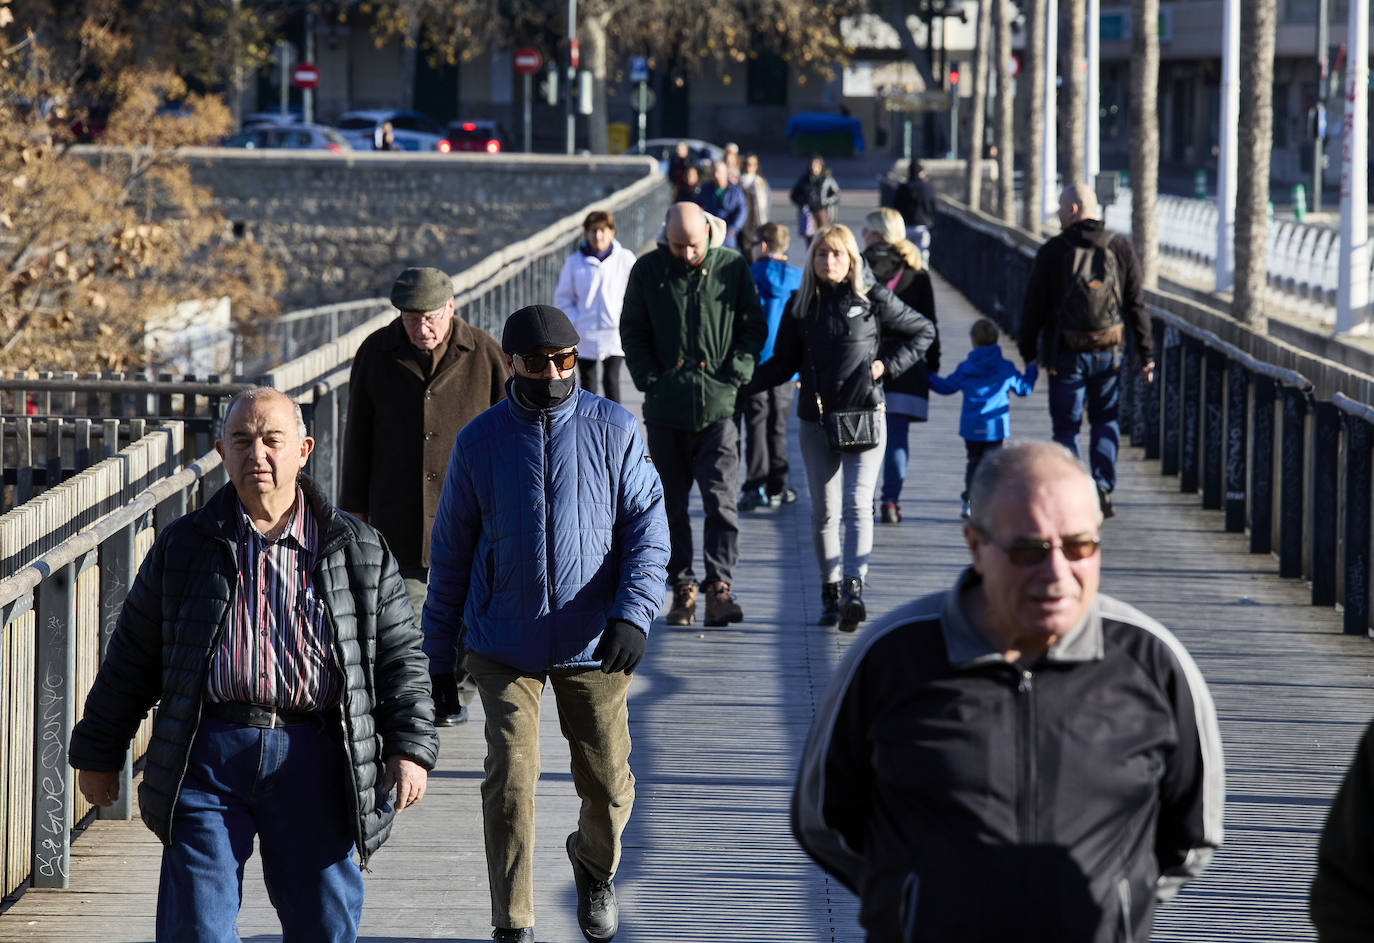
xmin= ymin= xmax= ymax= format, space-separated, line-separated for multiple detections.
xmin=620 ymin=202 xmax=766 ymax=627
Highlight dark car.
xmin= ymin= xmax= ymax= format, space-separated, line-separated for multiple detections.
xmin=442 ymin=120 xmax=509 ymax=154
xmin=221 ymin=122 xmax=351 ymax=152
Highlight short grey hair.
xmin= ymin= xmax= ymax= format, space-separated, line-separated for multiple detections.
xmin=219 ymin=387 xmax=308 ymax=442
xmin=967 ymin=440 xmax=1099 ymax=533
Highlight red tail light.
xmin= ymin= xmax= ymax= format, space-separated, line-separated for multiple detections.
xmin=461 ymin=122 xmax=476 ymax=131
xmin=486 ymin=139 xmax=501 ymax=154
xmin=328 ymin=144 xmax=342 ymax=153
xmin=438 ymin=139 xmax=452 ymax=153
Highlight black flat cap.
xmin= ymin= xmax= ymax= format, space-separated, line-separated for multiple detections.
xmin=390 ymin=267 xmax=454 ymax=313
xmin=502 ymin=304 xmax=580 ymax=354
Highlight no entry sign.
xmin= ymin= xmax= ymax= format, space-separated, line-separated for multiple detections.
xmin=514 ymin=48 xmax=543 ymax=75
xmin=293 ymin=63 xmax=320 ymax=89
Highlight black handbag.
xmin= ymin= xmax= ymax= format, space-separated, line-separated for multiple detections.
xmin=808 ymin=347 xmax=883 ymax=453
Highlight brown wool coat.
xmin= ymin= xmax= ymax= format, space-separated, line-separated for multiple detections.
xmin=340 ymin=317 xmax=508 ymax=568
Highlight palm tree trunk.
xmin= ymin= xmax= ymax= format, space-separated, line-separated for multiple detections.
xmin=1064 ymin=0 xmax=1086 ymax=185
xmin=398 ymin=0 xmax=421 ymax=111
xmin=996 ymin=0 xmax=1015 ymax=224
xmin=1129 ymin=0 xmax=1159 ymax=289
xmin=1233 ymin=0 xmax=1276 ymax=327
xmin=1022 ymin=0 xmax=1046 ymax=233
xmin=966 ymin=0 xmax=992 ymax=211
xmin=584 ymin=12 xmax=612 ymax=153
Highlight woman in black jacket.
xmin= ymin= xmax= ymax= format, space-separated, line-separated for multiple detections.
xmin=789 ymin=154 xmax=842 ymax=245
xmin=862 ymin=207 xmax=940 ymax=525
xmin=748 ymin=223 xmax=935 ymax=631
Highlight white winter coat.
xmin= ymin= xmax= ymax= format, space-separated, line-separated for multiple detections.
xmin=553 ymin=240 xmax=637 ymax=361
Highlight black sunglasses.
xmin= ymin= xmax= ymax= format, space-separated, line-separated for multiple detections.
xmin=518 ymin=349 xmax=578 ymax=373
xmin=980 ymin=533 xmax=1101 ymax=567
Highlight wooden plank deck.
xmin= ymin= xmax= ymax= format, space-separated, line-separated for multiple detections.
xmin=1 ymin=191 xmax=1371 ymax=941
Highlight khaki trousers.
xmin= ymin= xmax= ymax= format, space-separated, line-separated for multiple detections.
xmin=465 ymin=651 xmax=636 ymax=930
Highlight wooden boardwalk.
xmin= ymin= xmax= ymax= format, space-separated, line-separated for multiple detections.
xmin=2 ymin=192 xmax=1372 ymax=941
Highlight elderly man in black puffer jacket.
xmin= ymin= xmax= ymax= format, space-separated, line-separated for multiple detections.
xmin=69 ymin=387 xmax=438 ymax=943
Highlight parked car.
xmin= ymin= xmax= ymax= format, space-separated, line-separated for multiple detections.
xmin=221 ymin=122 xmax=351 ymax=152
xmin=441 ymin=119 xmax=509 ymax=154
xmin=337 ymin=109 xmax=445 ymax=152
xmin=637 ymin=137 xmax=723 ymax=176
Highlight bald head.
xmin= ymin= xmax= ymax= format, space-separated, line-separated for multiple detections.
xmin=967 ymin=440 xmax=1100 ymax=533
xmin=665 ymin=202 xmax=709 ymax=265
xmin=1059 ymin=183 xmax=1099 ymax=227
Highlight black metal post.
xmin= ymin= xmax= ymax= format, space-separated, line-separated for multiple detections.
xmin=32 ymin=561 xmax=76 ymax=888
xmin=1202 ymin=350 xmax=1225 ymax=509
xmin=1225 ymin=364 xmax=1249 ymax=532
xmin=1180 ymin=338 xmax=1202 ymax=493
xmin=1162 ymin=333 xmax=1182 ymax=477
xmin=1344 ymin=413 xmax=1371 ymax=635
xmin=1251 ymin=377 xmax=1276 ymax=554
xmin=1311 ymin=401 xmax=1339 ymax=606
xmin=1144 ymin=320 xmax=1165 ymax=461
xmin=1278 ymin=387 xmax=1307 ymax=579
xmin=97 ymin=523 xmax=137 ymax=820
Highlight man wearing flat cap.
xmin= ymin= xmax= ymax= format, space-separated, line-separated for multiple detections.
xmin=423 ymin=304 xmax=669 ymax=943
xmin=341 ymin=265 xmax=508 ymax=725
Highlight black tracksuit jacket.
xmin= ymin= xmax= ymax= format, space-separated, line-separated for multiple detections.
xmin=793 ymin=569 xmax=1224 ymax=942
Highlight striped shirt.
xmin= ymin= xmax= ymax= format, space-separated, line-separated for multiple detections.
xmin=206 ymin=487 xmax=341 ymax=710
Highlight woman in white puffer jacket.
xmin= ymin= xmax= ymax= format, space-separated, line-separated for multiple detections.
xmin=554 ymin=210 xmax=638 ymax=403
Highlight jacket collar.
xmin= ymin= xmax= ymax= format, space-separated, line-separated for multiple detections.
xmin=197 ymin=474 xmax=353 ymax=555
xmin=502 ymin=376 xmax=582 ymax=425
xmin=940 ymin=566 xmax=1104 ymax=668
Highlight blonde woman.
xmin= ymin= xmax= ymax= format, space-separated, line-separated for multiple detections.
xmin=745 ymin=224 xmax=935 ymax=631
xmin=861 ymin=207 xmax=941 ymax=524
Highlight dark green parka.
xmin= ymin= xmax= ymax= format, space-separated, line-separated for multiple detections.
xmin=68 ymin=477 xmax=438 ymax=867
xmin=619 ymin=222 xmax=766 ymax=432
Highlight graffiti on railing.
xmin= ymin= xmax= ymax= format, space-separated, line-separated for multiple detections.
xmin=34 ymin=615 xmax=68 ymax=880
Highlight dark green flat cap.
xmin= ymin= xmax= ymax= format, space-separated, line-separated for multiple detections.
xmin=390 ymin=267 xmax=454 ymax=313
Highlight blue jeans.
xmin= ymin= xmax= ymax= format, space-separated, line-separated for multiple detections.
xmin=1048 ymin=349 xmax=1121 ymax=492
xmin=881 ymin=413 xmax=911 ymax=505
xmin=156 ymin=716 xmax=364 ymax=943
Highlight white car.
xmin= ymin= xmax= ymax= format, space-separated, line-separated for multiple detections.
xmin=337 ymin=109 xmax=445 ymax=152
xmin=637 ymin=137 xmax=724 ymax=176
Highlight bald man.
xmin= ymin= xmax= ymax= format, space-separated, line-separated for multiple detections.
xmin=620 ymin=202 xmax=766 ymax=627
xmin=1018 ymin=183 xmax=1154 ymax=520
xmin=795 ymin=440 xmax=1223 ymax=942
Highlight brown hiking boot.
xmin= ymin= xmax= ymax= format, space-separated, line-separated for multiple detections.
xmin=665 ymin=583 xmax=697 ymax=626
xmin=703 ymin=581 xmax=744 ymax=626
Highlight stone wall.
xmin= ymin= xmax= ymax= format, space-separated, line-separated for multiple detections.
xmin=176 ymin=149 xmax=659 ymax=311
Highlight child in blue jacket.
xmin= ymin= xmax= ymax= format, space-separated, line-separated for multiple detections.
xmin=929 ymin=317 xmax=1037 ymax=518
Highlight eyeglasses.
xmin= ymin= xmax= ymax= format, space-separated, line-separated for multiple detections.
xmin=979 ymin=532 xmax=1101 ymax=567
xmin=518 ymin=349 xmax=578 ymax=373
xmin=400 ymin=311 xmax=448 ymax=327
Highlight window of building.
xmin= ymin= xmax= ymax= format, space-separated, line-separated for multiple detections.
xmin=747 ymin=49 xmax=788 ymax=107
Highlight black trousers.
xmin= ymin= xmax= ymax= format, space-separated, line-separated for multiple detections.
xmin=963 ymin=439 xmax=1004 ymax=500
xmin=577 ymin=356 xmax=624 ymax=404
xmin=646 ymin=418 xmax=740 ymax=588
xmin=741 ymin=382 xmax=794 ymax=494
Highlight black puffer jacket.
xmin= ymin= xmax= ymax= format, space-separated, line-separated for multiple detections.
xmin=863 ymin=243 xmax=940 ymax=410
xmin=68 ymin=477 xmax=438 ymax=866
xmin=748 ymin=264 xmax=935 ymax=423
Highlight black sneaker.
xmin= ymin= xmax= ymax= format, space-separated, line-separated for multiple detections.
xmin=492 ymin=929 xmax=533 ymax=943
xmin=566 ymin=832 xmax=618 ymax=942
xmin=1097 ymin=484 xmax=1115 ymax=520
xmin=819 ymin=581 xmax=841 ymax=626
xmin=838 ymin=577 xmax=866 ymax=633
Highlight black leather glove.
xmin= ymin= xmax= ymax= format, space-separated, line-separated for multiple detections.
xmin=430 ymin=672 xmax=460 ymax=716
xmin=593 ymin=620 xmax=646 ymax=675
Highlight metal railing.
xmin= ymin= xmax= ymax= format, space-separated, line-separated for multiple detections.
xmin=1101 ymin=189 xmax=1371 ymax=327
xmin=934 ymin=199 xmax=1374 ymax=637
xmin=0 ymin=168 xmax=669 ymax=899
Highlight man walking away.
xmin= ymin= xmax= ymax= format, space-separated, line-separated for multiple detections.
xmin=1017 ymin=182 xmax=1155 ymax=519
xmin=695 ymin=160 xmax=749 ymax=249
xmin=424 ymin=305 xmax=668 ymax=943
xmin=341 ymin=266 xmax=508 ymax=726
xmin=620 ymin=202 xmax=767 ymax=627
xmin=893 ymin=159 xmax=937 ymax=266
xmin=71 ymin=387 xmax=438 ymax=942
xmin=794 ymin=440 xmax=1223 ymax=942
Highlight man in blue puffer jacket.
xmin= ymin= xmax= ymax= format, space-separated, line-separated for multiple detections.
xmin=423 ymin=304 xmax=668 ymax=943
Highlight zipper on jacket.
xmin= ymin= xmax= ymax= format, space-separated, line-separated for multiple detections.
xmin=1016 ymin=668 xmax=1036 ymax=843
xmin=542 ymin=410 xmax=555 ymax=613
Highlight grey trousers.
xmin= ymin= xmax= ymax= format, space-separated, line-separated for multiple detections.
xmin=466 ymin=651 xmax=635 ymax=930
xmin=798 ymin=418 xmax=887 ymax=584
xmin=403 ymin=570 xmax=475 ymax=707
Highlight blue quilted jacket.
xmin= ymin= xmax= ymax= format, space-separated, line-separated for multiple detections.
xmin=422 ymin=381 xmax=669 ymax=673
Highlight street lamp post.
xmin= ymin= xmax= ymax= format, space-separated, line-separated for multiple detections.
xmin=1040 ymin=0 xmax=1058 ymax=223
xmin=565 ymin=0 xmax=577 ymax=155
xmin=1215 ymin=0 xmax=1239 ymax=292
xmin=1337 ymin=0 xmax=1369 ymax=332
xmin=1085 ymin=0 xmax=1100 ymax=181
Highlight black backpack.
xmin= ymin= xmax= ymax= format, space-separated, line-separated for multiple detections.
xmin=1058 ymin=229 xmax=1123 ymax=351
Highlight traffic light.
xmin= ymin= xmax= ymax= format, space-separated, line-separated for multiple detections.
xmin=948 ymin=65 xmax=960 ymax=86
xmin=539 ymin=63 xmax=558 ymax=106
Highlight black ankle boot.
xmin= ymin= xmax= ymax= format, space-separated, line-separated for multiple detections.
xmin=838 ymin=577 xmax=866 ymax=633
xmin=819 ymin=581 xmax=841 ymax=626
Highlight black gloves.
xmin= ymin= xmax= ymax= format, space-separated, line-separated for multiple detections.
xmin=593 ymin=620 xmax=646 ymax=675
xmin=431 ymin=672 xmax=461 ymax=716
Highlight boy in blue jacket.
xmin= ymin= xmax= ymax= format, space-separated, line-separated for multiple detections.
xmin=740 ymin=221 xmax=804 ymax=510
xmin=929 ymin=317 xmax=1037 ymax=518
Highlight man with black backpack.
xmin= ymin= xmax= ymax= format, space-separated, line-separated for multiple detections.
xmin=1018 ymin=183 xmax=1154 ymax=518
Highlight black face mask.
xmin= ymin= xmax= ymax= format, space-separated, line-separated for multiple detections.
xmin=513 ymin=373 xmax=576 ymax=410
